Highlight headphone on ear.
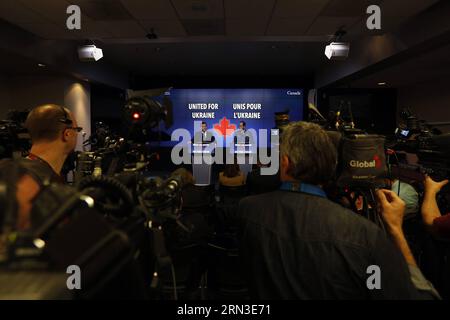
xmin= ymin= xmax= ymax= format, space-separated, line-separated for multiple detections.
xmin=58 ymin=106 xmax=73 ymax=126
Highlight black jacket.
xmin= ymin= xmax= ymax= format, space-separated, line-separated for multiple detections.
xmin=246 ymin=168 xmax=281 ymax=195
xmin=238 ymin=190 xmax=425 ymax=299
xmin=192 ymin=131 xmax=215 ymax=144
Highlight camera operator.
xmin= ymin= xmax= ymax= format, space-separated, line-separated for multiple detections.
xmin=421 ymin=175 xmax=450 ymax=239
xmin=238 ymin=121 xmax=438 ymax=299
xmin=23 ymin=104 xmax=81 ymax=183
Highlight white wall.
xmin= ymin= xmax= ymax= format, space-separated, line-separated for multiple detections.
xmin=0 ymin=74 xmax=91 ymax=151
xmin=64 ymin=81 xmax=91 ymax=151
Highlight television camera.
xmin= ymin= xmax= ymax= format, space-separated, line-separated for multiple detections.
xmin=0 ymin=110 xmax=30 ymax=160
xmin=388 ymin=108 xmax=450 ymax=181
xmin=0 ymin=94 xmax=188 ymax=299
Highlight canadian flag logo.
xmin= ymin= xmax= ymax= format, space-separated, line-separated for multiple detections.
xmin=213 ymin=117 xmax=236 ymax=137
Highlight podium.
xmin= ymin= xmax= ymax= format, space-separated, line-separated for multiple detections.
xmin=192 ymin=143 xmax=214 ymax=185
xmin=234 ymin=142 xmax=254 ymax=180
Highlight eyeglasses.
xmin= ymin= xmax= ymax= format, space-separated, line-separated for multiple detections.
xmin=65 ymin=126 xmax=83 ymax=133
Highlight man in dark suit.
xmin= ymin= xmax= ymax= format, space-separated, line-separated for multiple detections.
xmin=193 ymin=121 xmax=215 ymax=144
xmin=238 ymin=121 xmax=439 ymax=299
xmin=233 ymin=121 xmax=250 ymax=145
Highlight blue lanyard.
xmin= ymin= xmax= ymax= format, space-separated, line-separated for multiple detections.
xmin=280 ymin=182 xmax=327 ymax=199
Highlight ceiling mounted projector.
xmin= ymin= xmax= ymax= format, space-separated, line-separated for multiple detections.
xmin=324 ymin=42 xmax=350 ymax=60
xmin=78 ymin=45 xmax=103 ymax=62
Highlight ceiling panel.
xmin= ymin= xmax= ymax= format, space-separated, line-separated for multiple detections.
xmin=20 ymin=0 xmax=70 ymax=24
xmin=182 ymin=19 xmax=225 ymax=36
xmin=17 ymin=23 xmax=72 ymax=39
xmin=67 ymin=18 xmax=114 ymax=39
xmin=0 ymin=0 xmax=442 ymax=43
xmin=306 ymin=16 xmax=360 ymax=35
xmin=225 ymin=0 xmax=275 ymax=20
xmin=226 ymin=19 xmax=268 ymax=36
xmin=120 ymin=0 xmax=178 ymax=20
xmin=68 ymin=0 xmax=133 ymax=21
xmin=320 ymin=0 xmax=381 ymax=17
xmin=0 ymin=1 xmax=44 ymax=24
xmin=266 ymin=18 xmax=314 ymax=36
xmin=140 ymin=20 xmax=187 ymax=37
xmin=380 ymin=0 xmax=440 ymax=18
xmin=172 ymin=0 xmax=224 ymax=20
xmin=273 ymin=0 xmax=330 ymax=18
xmin=97 ymin=20 xmax=146 ymax=38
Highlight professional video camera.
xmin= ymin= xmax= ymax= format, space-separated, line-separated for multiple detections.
xmin=0 ymin=157 xmax=186 ymax=299
xmin=310 ymin=102 xmax=388 ymax=226
xmin=75 ymin=96 xmax=173 ymax=181
xmin=318 ymin=102 xmax=387 ymax=188
xmin=75 ymin=140 xmax=161 ymax=184
xmin=123 ymin=95 xmax=173 ymax=144
xmin=388 ymin=108 xmax=450 ymax=181
xmin=0 ymin=110 xmax=30 ymax=160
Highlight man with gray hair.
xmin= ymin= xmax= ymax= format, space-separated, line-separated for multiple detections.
xmin=238 ymin=121 xmax=437 ymax=299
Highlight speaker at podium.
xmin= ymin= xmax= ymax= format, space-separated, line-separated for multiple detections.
xmin=191 ymin=142 xmax=215 ymax=185
xmin=233 ymin=123 xmax=255 ymax=180
xmin=191 ymin=123 xmax=216 ymax=185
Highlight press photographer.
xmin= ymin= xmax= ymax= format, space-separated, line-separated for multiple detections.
xmin=238 ymin=121 xmax=439 ymax=299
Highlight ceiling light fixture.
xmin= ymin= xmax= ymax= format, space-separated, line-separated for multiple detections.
xmin=78 ymin=44 xmax=103 ymax=62
xmin=325 ymin=29 xmax=350 ymax=60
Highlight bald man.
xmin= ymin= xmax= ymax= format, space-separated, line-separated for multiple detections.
xmin=24 ymin=104 xmax=81 ymax=183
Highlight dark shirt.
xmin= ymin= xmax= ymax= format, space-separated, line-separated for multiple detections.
xmin=238 ymin=190 xmax=425 ymax=299
xmin=192 ymin=131 xmax=215 ymax=144
xmin=25 ymin=154 xmax=63 ymax=184
xmin=181 ymin=184 xmax=212 ymax=208
xmin=246 ymin=168 xmax=281 ymax=195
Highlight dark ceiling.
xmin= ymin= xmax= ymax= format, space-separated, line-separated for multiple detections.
xmin=0 ymin=0 xmax=443 ymax=88
xmin=344 ymin=42 xmax=450 ymax=88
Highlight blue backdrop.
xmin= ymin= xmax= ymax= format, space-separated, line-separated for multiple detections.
xmin=158 ymin=88 xmax=304 ymax=147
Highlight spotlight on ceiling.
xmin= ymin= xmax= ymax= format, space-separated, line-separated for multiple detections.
xmin=378 ymin=82 xmax=387 ymax=86
xmin=325 ymin=30 xmax=349 ymax=60
xmin=37 ymin=63 xmax=46 ymax=67
xmin=325 ymin=42 xmax=350 ymax=60
xmin=78 ymin=45 xmax=103 ymax=62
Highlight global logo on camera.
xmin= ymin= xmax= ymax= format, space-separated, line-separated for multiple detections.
xmin=350 ymin=155 xmax=383 ymax=169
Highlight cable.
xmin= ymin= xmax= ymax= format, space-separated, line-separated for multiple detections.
xmin=77 ymin=176 xmax=134 ymax=218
